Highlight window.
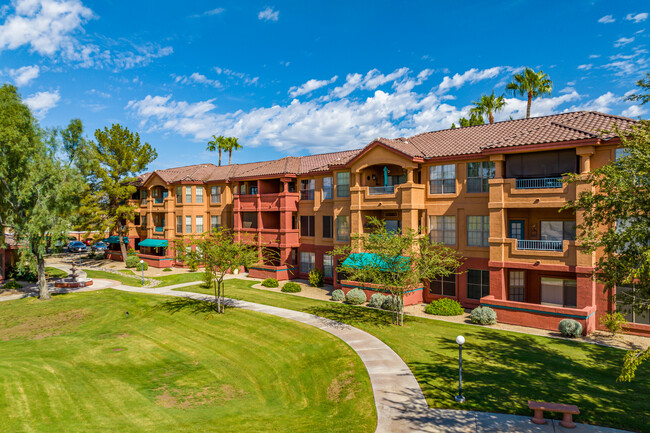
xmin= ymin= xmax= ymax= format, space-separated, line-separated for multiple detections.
xmin=210 ymin=186 xmax=221 ymax=203
xmin=615 ymin=148 xmax=629 ymax=160
xmin=196 ymin=187 xmax=204 ymax=204
xmin=196 ymin=216 xmax=203 ymax=233
xmin=300 ymin=215 xmax=315 ymax=237
xmin=300 ymin=179 xmax=315 ymax=200
xmin=323 ymin=177 xmax=333 ymax=200
xmin=509 ymin=271 xmax=525 ymax=302
xmin=323 ymin=216 xmax=333 ymax=238
xmin=211 ymin=215 xmax=221 ymax=230
xmin=134 ymin=214 xmax=140 ymax=226
xmin=336 ymin=172 xmax=350 ymax=198
xmin=541 ymin=278 xmax=577 ymax=308
xmin=540 ymin=221 xmax=576 ymax=241
xmin=185 ymin=186 xmax=192 ymax=203
xmin=337 ymin=215 xmax=350 ymax=241
xmin=323 ymin=254 xmax=334 ymax=278
xmin=429 ymin=164 xmax=456 ymax=194
xmin=467 ymin=161 xmax=495 ymax=193
xmin=616 ymin=286 xmax=650 ymax=325
xmin=177 ymin=216 xmax=183 ymax=233
xmin=430 ymin=275 xmax=456 ymax=296
xmin=176 ymin=186 xmax=182 ymax=204
xmin=185 ymin=215 xmax=192 ymax=233
xmin=140 ymin=189 xmax=147 ymax=205
xmin=467 ymin=269 xmax=490 ymax=300
xmin=242 ymin=212 xmax=257 ymax=229
xmin=467 ymin=216 xmax=490 ymax=247
xmin=429 ymin=216 xmax=456 ymax=245
xmin=300 ymin=252 xmax=315 ymax=274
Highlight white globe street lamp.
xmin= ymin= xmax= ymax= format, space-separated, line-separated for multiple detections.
xmin=454 ymin=335 xmax=466 ymax=403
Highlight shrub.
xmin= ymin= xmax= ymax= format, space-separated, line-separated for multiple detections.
xmin=559 ymin=319 xmax=583 ymax=338
xmin=281 ymin=282 xmax=301 ymax=293
xmin=125 ymin=255 xmax=140 ymax=268
xmin=331 ymin=289 xmax=344 ymax=301
xmin=163 ymin=268 xmax=173 ymax=272
xmin=382 ymin=295 xmax=403 ymax=311
xmin=368 ymin=293 xmax=386 ymax=308
xmin=425 ymin=298 xmax=464 ymax=316
xmin=308 ymin=268 xmax=324 ymax=288
xmin=345 ymin=288 xmax=367 ymax=305
xmin=127 ymin=247 xmax=136 ymax=256
xmin=136 ymin=261 xmax=148 ymax=271
xmin=8 ymin=266 xmax=37 ymax=282
xmin=470 ymin=306 xmax=497 ymax=325
xmin=600 ymin=312 xmax=627 ymax=336
xmin=261 ymin=278 xmax=279 ymax=288
xmin=1 ymin=279 xmax=22 ymax=290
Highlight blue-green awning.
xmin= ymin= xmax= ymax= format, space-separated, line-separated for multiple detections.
xmin=138 ymin=239 xmax=168 ymax=248
xmin=342 ymin=253 xmax=410 ymax=272
xmin=104 ymin=236 xmax=129 ymax=244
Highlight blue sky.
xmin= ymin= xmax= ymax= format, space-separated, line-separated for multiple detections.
xmin=1 ymin=0 xmax=649 ymax=170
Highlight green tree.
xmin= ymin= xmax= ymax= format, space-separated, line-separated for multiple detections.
xmin=451 ymin=112 xmax=485 ymax=129
xmin=564 ymin=120 xmax=650 ymax=381
xmin=505 ymin=67 xmax=553 ymax=119
xmin=206 ymin=134 xmax=227 ymax=166
xmin=624 ymin=72 xmax=650 ymax=106
xmin=83 ymin=124 xmax=157 ymax=263
xmin=0 ymin=84 xmax=83 ymax=299
xmin=175 ymin=228 xmax=260 ymax=312
xmin=224 ymin=137 xmax=243 ymax=165
xmin=331 ymin=217 xmax=463 ymax=325
xmin=470 ymin=91 xmax=506 ymax=124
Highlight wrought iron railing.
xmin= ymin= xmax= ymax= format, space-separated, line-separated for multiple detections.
xmin=368 ymin=185 xmax=395 ymax=195
xmin=154 ymin=227 xmax=164 ymax=233
xmin=515 ymin=177 xmax=563 ymax=189
xmin=516 ymin=239 xmax=563 ymax=251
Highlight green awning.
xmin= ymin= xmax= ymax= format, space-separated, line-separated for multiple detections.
xmin=138 ymin=239 xmax=168 ymax=248
xmin=342 ymin=253 xmax=410 ymax=272
xmin=104 ymin=236 xmax=129 ymax=244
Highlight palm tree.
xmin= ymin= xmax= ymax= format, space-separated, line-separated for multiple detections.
xmin=470 ymin=91 xmax=506 ymax=124
xmin=224 ymin=137 xmax=242 ymax=165
xmin=206 ymin=135 xmax=227 ymax=166
xmin=505 ymin=67 xmax=553 ymax=119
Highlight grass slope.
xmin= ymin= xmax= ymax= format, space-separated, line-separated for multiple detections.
xmin=84 ymin=269 xmax=143 ymax=286
xmin=0 ymin=290 xmax=375 ymax=433
xmin=178 ymin=279 xmax=650 ymax=432
xmin=151 ymin=272 xmax=206 ymax=287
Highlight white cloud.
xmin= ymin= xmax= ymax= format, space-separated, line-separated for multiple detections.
xmin=213 ymin=66 xmax=259 ymax=86
xmin=598 ymin=15 xmax=615 ymax=23
xmin=329 ymin=67 xmax=425 ymax=99
xmin=625 ymin=12 xmax=648 ymax=23
xmin=570 ymin=92 xmax=620 ymax=113
xmin=258 ymin=7 xmax=278 ymax=21
xmin=289 ymin=75 xmax=338 ymax=97
xmin=588 ymin=54 xmax=601 ymax=59
xmin=190 ymin=7 xmax=225 ymax=18
xmin=496 ymin=91 xmax=582 ymax=121
xmin=437 ymin=67 xmax=502 ymax=93
xmin=614 ymin=37 xmax=635 ymax=47
xmin=577 ymin=64 xmax=592 ymax=70
xmin=8 ymin=64 xmax=39 ymax=85
xmin=24 ymin=89 xmax=60 ymax=117
xmin=622 ymin=104 xmax=647 ymax=117
xmin=86 ymin=88 xmax=110 ymax=98
xmin=174 ymin=72 xmax=222 ymax=88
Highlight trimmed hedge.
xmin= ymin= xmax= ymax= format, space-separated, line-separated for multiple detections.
xmin=125 ymin=255 xmax=140 ymax=268
xmin=308 ymin=268 xmax=324 ymax=288
xmin=345 ymin=288 xmax=367 ymax=305
xmin=261 ymin=278 xmax=279 ymax=288
xmin=281 ymin=282 xmax=302 ymax=293
xmin=368 ymin=293 xmax=386 ymax=309
xmin=331 ymin=289 xmax=345 ymax=301
xmin=470 ymin=306 xmax=497 ymax=325
xmin=136 ymin=261 xmax=148 ymax=271
xmin=424 ymin=298 xmax=464 ymax=316
xmin=163 ymin=268 xmax=173 ymax=272
xmin=1 ymin=279 xmax=22 ymax=290
xmin=559 ymin=319 xmax=582 ymax=338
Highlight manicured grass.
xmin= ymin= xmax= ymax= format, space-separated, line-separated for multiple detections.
xmin=151 ymin=271 xmax=206 ymax=287
xmin=45 ymin=267 xmax=68 ymax=279
xmin=178 ymin=280 xmax=650 ymax=432
xmin=0 ymin=290 xmax=375 ymax=433
xmin=84 ymin=269 xmax=143 ymax=286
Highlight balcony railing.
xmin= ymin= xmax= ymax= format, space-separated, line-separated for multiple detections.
xmin=517 ymin=239 xmax=563 ymax=252
xmin=515 ymin=177 xmax=563 ymax=189
xmin=300 ymin=190 xmax=315 ymax=200
xmin=154 ymin=226 xmax=164 ymax=233
xmin=368 ymin=185 xmax=395 ymax=195
xmin=140 ymin=199 xmax=147 ymax=205
xmin=154 ymin=198 xmax=164 ymax=204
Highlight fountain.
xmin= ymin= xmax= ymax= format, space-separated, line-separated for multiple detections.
xmin=54 ymin=258 xmax=94 ymax=289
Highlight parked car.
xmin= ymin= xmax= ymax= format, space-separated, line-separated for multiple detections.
xmin=92 ymin=242 xmax=107 ymax=253
xmin=67 ymin=241 xmax=88 ymax=253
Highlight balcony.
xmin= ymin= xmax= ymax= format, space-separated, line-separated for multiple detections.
xmin=140 ymin=199 xmax=147 ymax=206
xmin=368 ymin=185 xmax=395 ymax=195
xmin=154 ymin=198 xmax=164 ymax=204
xmin=516 ymin=239 xmax=563 ymax=252
xmin=515 ymin=177 xmax=563 ymax=190
xmin=154 ymin=227 xmax=164 ymax=233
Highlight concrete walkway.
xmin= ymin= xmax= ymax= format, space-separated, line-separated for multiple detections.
xmin=110 ymin=281 xmax=628 ymax=433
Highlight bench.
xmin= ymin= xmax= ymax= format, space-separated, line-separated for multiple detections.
xmin=528 ymin=400 xmax=580 ymax=428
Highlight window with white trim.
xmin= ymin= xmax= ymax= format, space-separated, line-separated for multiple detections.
xmin=429 ymin=164 xmax=456 ymax=194
xmin=467 ymin=269 xmax=490 ymax=300
xmin=429 ymin=215 xmax=456 ymax=245
xmin=467 ymin=216 xmax=490 ymax=247
xmin=509 ymin=271 xmax=525 ymax=302
xmin=300 ymin=252 xmax=315 ymax=274
xmin=185 ymin=186 xmax=192 ymax=203
xmin=185 ymin=215 xmax=192 ymax=233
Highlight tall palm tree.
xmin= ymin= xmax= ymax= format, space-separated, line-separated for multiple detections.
xmin=505 ymin=67 xmax=553 ymax=119
xmin=225 ymin=137 xmax=242 ymax=165
xmin=470 ymin=91 xmax=506 ymax=124
xmin=206 ymin=135 xmax=227 ymax=166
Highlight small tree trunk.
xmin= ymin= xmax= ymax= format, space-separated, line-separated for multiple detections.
xmin=489 ymin=112 xmax=494 ymax=124
xmin=118 ymin=227 xmax=128 ymax=264
xmin=400 ymin=294 xmax=404 ymax=326
xmin=218 ymin=149 xmax=222 ymax=166
xmin=526 ymin=93 xmax=533 ymax=119
xmin=37 ymin=255 xmax=50 ymax=300
xmin=229 ymin=150 xmax=232 ymax=165
xmin=215 ymin=280 xmax=221 ymax=312
xmin=221 ymin=280 xmax=225 ymax=313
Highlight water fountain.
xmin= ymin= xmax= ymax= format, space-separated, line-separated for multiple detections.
xmin=54 ymin=257 xmax=94 ymax=288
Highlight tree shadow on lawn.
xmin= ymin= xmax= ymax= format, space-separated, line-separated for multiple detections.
xmin=410 ymin=330 xmax=648 ymax=431
xmin=304 ymin=304 xmax=396 ymax=328
xmin=153 ymin=297 xmax=231 ymax=318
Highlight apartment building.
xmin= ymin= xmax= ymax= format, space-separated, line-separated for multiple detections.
xmin=124 ymin=111 xmax=648 ymax=336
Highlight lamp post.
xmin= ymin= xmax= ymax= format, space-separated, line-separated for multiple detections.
xmin=454 ymin=335 xmax=465 ymax=403
xmin=140 ymin=260 xmax=145 ymax=286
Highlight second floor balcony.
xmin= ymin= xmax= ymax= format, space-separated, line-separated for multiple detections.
xmin=368 ymin=185 xmax=395 ymax=195
xmin=516 ymin=239 xmax=563 ymax=252
xmin=515 ymin=177 xmax=563 ymax=190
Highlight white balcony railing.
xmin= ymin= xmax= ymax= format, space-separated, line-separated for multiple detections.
xmin=516 ymin=239 xmax=563 ymax=252
xmin=368 ymin=185 xmax=395 ymax=195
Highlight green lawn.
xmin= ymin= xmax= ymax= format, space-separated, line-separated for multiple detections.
xmin=178 ymin=279 xmax=650 ymax=432
xmin=0 ymin=290 xmax=375 ymax=433
xmin=151 ymin=271 xmax=206 ymax=287
xmin=84 ymin=269 xmax=143 ymax=286
xmin=45 ymin=267 xmax=68 ymax=279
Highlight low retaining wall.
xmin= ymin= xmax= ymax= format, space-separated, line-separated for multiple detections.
xmin=480 ymin=295 xmax=596 ymax=335
xmin=623 ymin=322 xmax=650 ymax=337
xmin=55 ymin=279 xmax=94 ymax=288
xmin=137 ymin=254 xmax=174 ymax=269
xmin=339 ymin=280 xmax=424 ymax=305
xmin=249 ymin=265 xmax=298 ymax=281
